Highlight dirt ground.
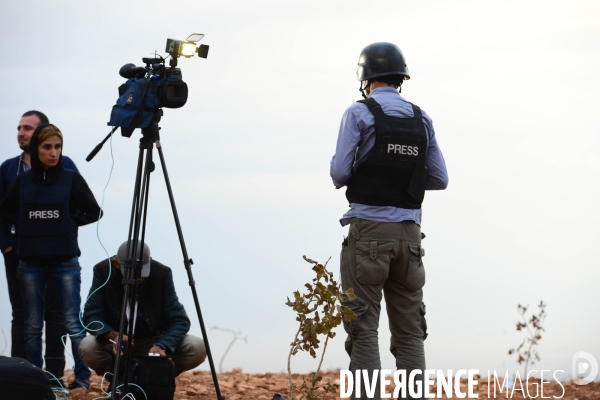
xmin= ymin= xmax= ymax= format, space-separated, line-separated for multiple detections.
xmin=59 ymin=369 xmax=600 ymax=400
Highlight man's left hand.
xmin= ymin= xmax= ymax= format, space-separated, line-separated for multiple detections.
xmin=148 ymin=345 xmax=167 ymax=357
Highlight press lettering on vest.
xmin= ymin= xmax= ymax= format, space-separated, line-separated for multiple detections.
xmin=29 ymin=210 xmax=60 ymax=219
xmin=387 ymin=143 xmax=419 ymax=156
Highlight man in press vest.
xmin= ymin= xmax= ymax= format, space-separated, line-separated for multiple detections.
xmin=330 ymin=43 xmax=449 ymax=399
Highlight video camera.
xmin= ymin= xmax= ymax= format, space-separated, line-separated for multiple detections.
xmin=108 ymin=34 xmax=209 ymax=137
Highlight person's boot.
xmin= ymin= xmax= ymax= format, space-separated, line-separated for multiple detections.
xmin=68 ymin=379 xmax=90 ymax=395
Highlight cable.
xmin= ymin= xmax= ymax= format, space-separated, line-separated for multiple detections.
xmin=84 ymin=126 xmax=116 ymax=322
xmin=99 ymin=373 xmax=147 ymax=400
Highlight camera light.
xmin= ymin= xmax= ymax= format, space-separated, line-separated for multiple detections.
xmin=180 ymin=42 xmax=197 ymax=57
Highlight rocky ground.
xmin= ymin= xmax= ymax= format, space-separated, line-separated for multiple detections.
xmin=59 ymin=369 xmax=600 ymax=400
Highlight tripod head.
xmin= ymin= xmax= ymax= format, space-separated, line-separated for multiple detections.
xmin=141 ymin=108 xmax=163 ymax=140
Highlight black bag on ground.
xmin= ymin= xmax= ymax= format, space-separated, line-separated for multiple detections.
xmin=0 ymin=356 xmax=54 ymax=400
xmin=122 ymin=355 xmax=175 ymax=400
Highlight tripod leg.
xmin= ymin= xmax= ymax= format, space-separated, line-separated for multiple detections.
xmin=110 ymin=141 xmax=154 ymax=399
xmin=156 ymin=140 xmax=225 ymax=400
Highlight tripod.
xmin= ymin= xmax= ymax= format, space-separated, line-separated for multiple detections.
xmin=89 ymin=109 xmax=225 ymax=400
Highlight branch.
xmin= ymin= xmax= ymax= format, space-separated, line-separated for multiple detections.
xmin=315 ymin=334 xmax=330 ymax=377
xmin=288 ymin=323 xmax=303 ymax=400
xmin=212 ymin=327 xmax=247 ymax=373
xmin=303 ymin=255 xmax=318 ymax=264
xmin=521 ymin=312 xmax=534 ymax=337
xmin=219 ymin=335 xmax=236 ymax=373
xmin=303 ymin=255 xmax=331 ymax=268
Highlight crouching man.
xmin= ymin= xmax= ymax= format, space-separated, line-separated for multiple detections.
xmin=79 ymin=241 xmax=206 ymax=379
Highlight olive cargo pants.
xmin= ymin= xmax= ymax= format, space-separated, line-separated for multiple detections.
xmin=341 ymin=218 xmax=427 ymax=400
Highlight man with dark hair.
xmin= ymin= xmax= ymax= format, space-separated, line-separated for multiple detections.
xmin=330 ymin=43 xmax=448 ymax=400
xmin=0 ymin=110 xmax=79 ymax=386
xmin=21 ymin=110 xmax=50 ymax=125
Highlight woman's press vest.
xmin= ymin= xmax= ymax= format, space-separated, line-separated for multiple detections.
xmin=17 ymin=169 xmax=79 ymax=261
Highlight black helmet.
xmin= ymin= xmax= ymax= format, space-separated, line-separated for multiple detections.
xmin=356 ymin=42 xmax=410 ymax=82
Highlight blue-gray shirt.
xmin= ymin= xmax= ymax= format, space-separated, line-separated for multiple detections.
xmin=330 ymin=87 xmax=448 ymax=226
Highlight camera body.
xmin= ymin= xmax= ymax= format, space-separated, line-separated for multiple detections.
xmin=142 ymin=57 xmax=188 ymax=109
xmin=159 ymin=68 xmax=188 ymax=109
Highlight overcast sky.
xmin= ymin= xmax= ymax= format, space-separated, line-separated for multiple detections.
xmin=0 ymin=0 xmax=598 ymax=380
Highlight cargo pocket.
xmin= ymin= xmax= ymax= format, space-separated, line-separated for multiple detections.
xmin=405 ymin=243 xmax=425 ymax=291
xmin=355 ymin=240 xmax=393 ymax=285
xmin=341 ymin=295 xmax=368 ymax=335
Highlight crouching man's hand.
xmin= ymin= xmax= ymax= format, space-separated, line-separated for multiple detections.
xmin=149 ymin=344 xmax=167 ymax=357
xmin=103 ymin=331 xmax=129 ymax=356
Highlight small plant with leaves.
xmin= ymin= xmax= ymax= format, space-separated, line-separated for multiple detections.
xmin=508 ymin=300 xmax=547 ymax=376
xmin=286 ymin=255 xmax=357 ymax=400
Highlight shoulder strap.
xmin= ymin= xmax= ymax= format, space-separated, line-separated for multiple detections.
xmin=410 ymin=103 xmax=422 ymax=122
xmin=357 ymin=97 xmax=386 ymax=117
xmin=409 ymin=102 xmax=428 ymax=150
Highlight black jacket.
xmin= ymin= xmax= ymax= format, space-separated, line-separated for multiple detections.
xmin=0 ymin=153 xmax=78 ymax=253
xmin=0 ymin=125 xmax=101 ymax=266
xmin=82 ymin=258 xmax=191 ymax=354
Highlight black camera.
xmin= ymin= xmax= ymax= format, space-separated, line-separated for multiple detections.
xmin=108 ymin=34 xmax=209 ymax=137
xmin=134 ymin=57 xmax=188 ymax=109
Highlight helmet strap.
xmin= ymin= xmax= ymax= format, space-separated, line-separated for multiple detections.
xmin=359 ymin=81 xmax=369 ymax=99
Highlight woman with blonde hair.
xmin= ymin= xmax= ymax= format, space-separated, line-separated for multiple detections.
xmin=0 ymin=124 xmax=101 ymax=394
